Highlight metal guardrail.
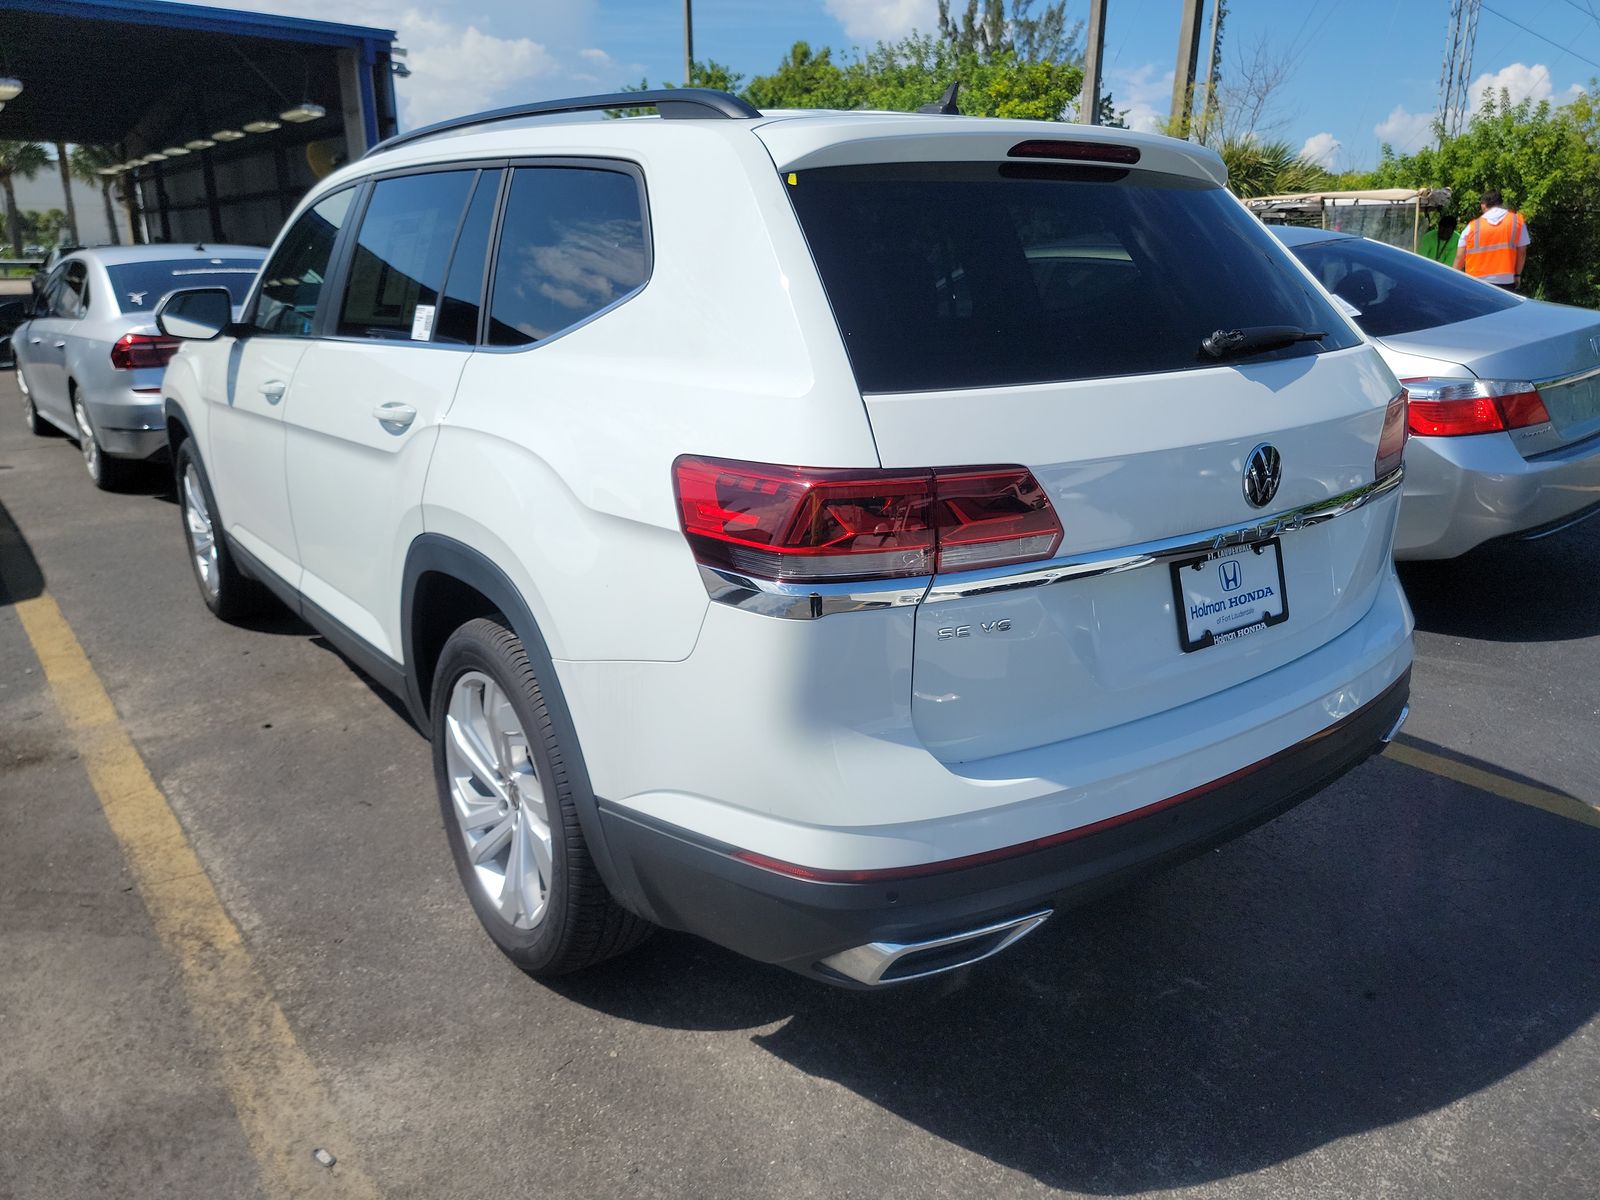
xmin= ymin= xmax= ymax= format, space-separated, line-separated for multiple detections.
xmin=0 ymin=259 xmax=44 ymax=270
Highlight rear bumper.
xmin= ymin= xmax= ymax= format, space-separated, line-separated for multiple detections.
xmin=594 ymin=670 xmax=1410 ymax=986
xmin=84 ymin=393 xmax=167 ymax=460
xmin=1396 ymin=430 xmax=1600 ymax=559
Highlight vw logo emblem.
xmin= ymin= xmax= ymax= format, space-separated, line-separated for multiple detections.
xmin=1242 ymin=443 xmax=1282 ymax=509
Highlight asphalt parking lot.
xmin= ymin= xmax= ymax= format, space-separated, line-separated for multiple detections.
xmin=2 ymin=371 xmax=1598 ymax=1200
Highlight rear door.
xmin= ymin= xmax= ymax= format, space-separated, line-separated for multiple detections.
xmin=206 ymin=187 xmax=357 ymax=584
xmin=784 ymin=155 xmax=1399 ymax=763
xmin=283 ymin=166 xmax=499 ymax=660
xmin=25 ymin=261 xmax=86 ymax=420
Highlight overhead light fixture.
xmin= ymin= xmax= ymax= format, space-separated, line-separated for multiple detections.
xmin=162 ymin=145 xmax=191 ymax=156
xmin=212 ymin=129 xmax=246 ymax=141
xmin=142 ymin=152 xmax=168 ymax=163
xmin=243 ymin=119 xmax=282 ymax=134
xmin=0 ymin=78 xmax=21 ymax=102
xmin=185 ymin=138 xmax=216 ymax=150
xmin=279 ymin=102 xmax=326 ymax=123
xmin=96 ymin=165 xmax=121 ymax=176
xmin=0 ymin=101 xmax=6 ymax=114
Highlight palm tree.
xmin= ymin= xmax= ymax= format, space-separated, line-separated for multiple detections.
xmin=1217 ymin=137 xmax=1332 ymax=199
xmin=71 ymin=145 xmax=123 ymax=245
xmin=0 ymin=141 xmax=50 ymax=257
xmin=53 ymin=141 xmax=81 ymax=245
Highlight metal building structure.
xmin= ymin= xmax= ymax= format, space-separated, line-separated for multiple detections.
xmin=1438 ymin=0 xmax=1482 ymax=140
xmin=0 ymin=0 xmax=399 ymax=246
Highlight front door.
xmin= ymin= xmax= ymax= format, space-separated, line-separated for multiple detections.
xmin=205 ymin=187 xmax=358 ymax=585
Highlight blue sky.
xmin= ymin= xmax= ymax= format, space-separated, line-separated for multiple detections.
xmin=209 ymin=1 xmax=1600 ymax=172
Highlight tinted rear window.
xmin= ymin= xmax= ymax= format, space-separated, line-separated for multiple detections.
xmin=106 ymin=258 xmax=261 ymax=313
xmin=786 ymin=162 xmax=1358 ymax=392
xmin=1289 ymin=235 xmax=1521 ymax=339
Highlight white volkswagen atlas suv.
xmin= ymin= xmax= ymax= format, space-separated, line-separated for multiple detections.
xmin=154 ymin=89 xmax=1413 ymax=987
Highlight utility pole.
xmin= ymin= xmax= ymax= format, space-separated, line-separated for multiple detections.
xmin=1079 ymin=0 xmax=1108 ymax=124
xmin=1169 ymin=0 xmax=1205 ymax=136
xmin=684 ymin=0 xmax=694 ymax=86
xmin=1438 ymin=0 xmax=1481 ymax=139
xmin=1199 ymin=0 xmax=1226 ymax=139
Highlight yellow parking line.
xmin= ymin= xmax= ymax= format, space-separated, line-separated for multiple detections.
xmin=1386 ymin=740 xmax=1600 ymax=830
xmin=12 ymin=592 xmax=380 ymax=1200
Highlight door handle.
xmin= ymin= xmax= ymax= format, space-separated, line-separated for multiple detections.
xmin=258 ymin=380 xmax=287 ymax=404
xmin=29 ymin=337 xmax=41 ymax=345
xmin=52 ymin=340 xmax=66 ymax=349
xmin=373 ymin=402 xmax=417 ymax=432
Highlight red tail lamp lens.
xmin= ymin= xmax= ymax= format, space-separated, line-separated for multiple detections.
xmin=110 ymin=332 xmax=181 ymax=371
xmin=674 ymin=457 xmax=1062 ymax=583
xmin=1008 ymin=139 xmax=1141 ymax=165
xmin=1374 ymin=392 xmax=1408 ymax=480
xmin=1400 ymin=378 xmax=1551 ymax=437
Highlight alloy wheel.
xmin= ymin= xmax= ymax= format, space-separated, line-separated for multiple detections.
xmin=443 ymin=670 xmax=554 ymax=929
xmin=73 ymin=400 xmax=100 ymax=480
xmin=181 ymin=463 xmax=220 ymax=598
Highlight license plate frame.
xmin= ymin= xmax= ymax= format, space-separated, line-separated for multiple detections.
xmin=1169 ymin=538 xmax=1290 ymax=653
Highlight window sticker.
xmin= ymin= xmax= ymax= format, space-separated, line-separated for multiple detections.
xmin=410 ymin=303 xmax=436 ymax=341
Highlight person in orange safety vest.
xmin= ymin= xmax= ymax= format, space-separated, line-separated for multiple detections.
xmin=1453 ymin=189 xmax=1529 ymax=290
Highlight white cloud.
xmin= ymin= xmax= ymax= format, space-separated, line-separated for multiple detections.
xmin=824 ymin=0 xmax=939 ymax=42
xmin=1299 ymin=131 xmax=1341 ymax=170
xmin=1105 ymin=63 xmax=1173 ymax=133
xmin=1375 ymin=105 xmax=1433 ymax=150
xmin=189 ymin=2 xmax=599 ymax=127
xmin=1470 ymin=61 xmax=1583 ymax=108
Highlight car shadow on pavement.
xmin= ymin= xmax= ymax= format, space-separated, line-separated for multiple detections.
xmin=1400 ymin=516 xmax=1600 ymax=642
xmin=550 ymin=753 xmax=1600 ymax=1193
xmin=0 ymin=497 xmax=44 ymax=605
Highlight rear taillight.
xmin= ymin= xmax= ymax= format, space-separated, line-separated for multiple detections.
xmin=1400 ymin=377 xmax=1551 ymax=438
xmin=673 ymin=457 xmax=1063 ymax=583
xmin=1375 ymin=391 xmax=1408 ymax=481
xmin=110 ymin=332 xmax=182 ymax=371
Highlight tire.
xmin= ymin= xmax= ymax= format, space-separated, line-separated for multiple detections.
xmin=72 ymin=392 xmax=133 ymax=491
xmin=173 ymin=438 xmax=267 ymax=621
xmin=431 ymin=617 xmax=652 ymax=976
xmin=19 ymin=371 xmax=51 ymax=437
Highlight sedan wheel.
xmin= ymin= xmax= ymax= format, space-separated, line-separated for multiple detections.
xmin=73 ymin=397 xmax=103 ymax=482
xmin=443 ymin=670 xmax=555 ymax=930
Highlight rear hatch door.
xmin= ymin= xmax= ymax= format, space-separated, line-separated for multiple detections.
xmin=780 ymin=144 xmax=1401 ymax=763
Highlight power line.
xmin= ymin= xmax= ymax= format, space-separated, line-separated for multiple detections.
xmin=1480 ymin=3 xmax=1600 ymax=70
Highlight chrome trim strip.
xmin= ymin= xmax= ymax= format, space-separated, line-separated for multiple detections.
xmin=1381 ymin=704 xmax=1410 ymax=745
xmin=698 ymin=564 xmax=930 ymax=619
xmin=1535 ymin=362 xmax=1600 ymax=391
xmin=818 ymin=910 xmax=1052 ymax=987
xmin=698 ymin=469 xmax=1402 ymax=618
xmin=923 ymin=468 xmax=1404 ymax=605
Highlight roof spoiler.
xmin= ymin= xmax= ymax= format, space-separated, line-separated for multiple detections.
xmin=365 ymin=88 xmax=762 ymax=158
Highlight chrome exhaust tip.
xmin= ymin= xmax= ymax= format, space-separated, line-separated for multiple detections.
xmin=1381 ymin=703 xmax=1410 ymax=745
xmin=818 ymin=909 xmax=1052 ymax=987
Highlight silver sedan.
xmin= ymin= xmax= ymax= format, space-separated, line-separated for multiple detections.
xmin=11 ymin=244 xmax=263 ymax=489
xmin=1273 ymin=225 xmax=1600 ymax=559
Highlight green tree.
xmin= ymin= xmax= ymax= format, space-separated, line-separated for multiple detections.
xmin=53 ymin=141 xmax=80 ymax=245
xmin=71 ymin=144 xmax=123 ymax=245
xmin=1218 ymin=137 xmax=1333 ymax=198
xmin=0 ymin=140 xmax=49 ymax=257
xmin=1356 ymin=88 xmax=1600 ymax=305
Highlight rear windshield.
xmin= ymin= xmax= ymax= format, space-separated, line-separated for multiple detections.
xmin=785 ymin=161 xmax=1359 ymax=393
xmin=105 ymin=258 xmax=262 ymax=314
xmin=1288 ymin=235 xmax=1521 ymax=339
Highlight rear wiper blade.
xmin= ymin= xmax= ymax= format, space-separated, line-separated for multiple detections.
xmin=1200 ymin=325 xmax=1327 ymax=361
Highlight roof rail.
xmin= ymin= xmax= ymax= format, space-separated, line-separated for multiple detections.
xmin=365 ymin=88 xmax=762 ymax=158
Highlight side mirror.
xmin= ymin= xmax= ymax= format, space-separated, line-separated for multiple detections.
xmin=156 ymin=287 xmax=235 ymax=341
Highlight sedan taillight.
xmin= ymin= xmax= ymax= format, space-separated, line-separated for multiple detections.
xmin=673 ymin=456 xmax=1063 ymax=583
xmin=1400 ymin=377 xmax=1551 ymax=437
xmin=110 ymin=332 xmax=182 ymax=371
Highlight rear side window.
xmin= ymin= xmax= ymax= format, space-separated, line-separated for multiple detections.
xmin=338 ymin=171 xmax=476 ymax=340
xmin=1290 ymin=235 xmax=1520 ymax=339
xmin=53 ymin=261 xmax=88 ymax=318
xmin=252 ymin=188 xmax=354 ymax=337
xmin=106 ymin=258 xmax=261 ymax=313
xmin=435 ymin=169 xmax=503 ymax=345
xmin=786 ymin=162 xmax=1360 ymax=392
xmin=487 ymin=165 xmax=648 ymax=346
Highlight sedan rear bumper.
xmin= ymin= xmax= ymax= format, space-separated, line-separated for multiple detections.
xmin=1396 ymin=430 xmax=1600 ymax=559
xmin=592 ymin=670 xmax=1410 ymax=986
